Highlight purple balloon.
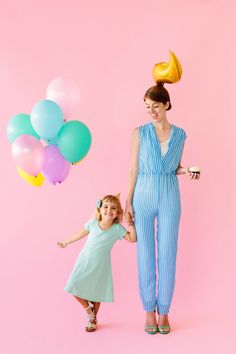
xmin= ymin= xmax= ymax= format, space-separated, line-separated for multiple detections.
xmin=42 ymin=145 xmax=71 ymax=184
xmin=11 ymin=135 xmax=45 ymax=176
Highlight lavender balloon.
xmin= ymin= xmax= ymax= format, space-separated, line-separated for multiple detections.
xmin=42 ymin=145 xmax=71 ymax=184
xmin=11 ymin=135 xmax=45 ymax=176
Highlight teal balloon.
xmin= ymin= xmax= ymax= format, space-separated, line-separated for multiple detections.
xmin=31 ymin=99 xmax=63 ymax=140
xmin=7 ymin=113 xmax=40 ymax=143
xmin=58 ymin=121 xmax=92 ymax=163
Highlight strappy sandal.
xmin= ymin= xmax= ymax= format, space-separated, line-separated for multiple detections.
xmin=85 ymin=302 xmax=97 ymax=332
xmin=145 ymin=325 xmax=158 ymax=335
xmin=145 ymin=310 xmax=158 ymax=335
xmin=158 ymin=325 xmax=170 ymax=334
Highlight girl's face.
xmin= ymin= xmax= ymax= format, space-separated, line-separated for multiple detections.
xmin=145 ymin=98 xmax=169 ymax=122
xmin=100 ymin=201 xmax=118 ymax=223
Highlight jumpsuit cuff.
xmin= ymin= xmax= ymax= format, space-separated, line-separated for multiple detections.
xmin=157 ymin=304 xmax=170 ymax=315
xmin=143 ymin=301 xmax=157 ymax=312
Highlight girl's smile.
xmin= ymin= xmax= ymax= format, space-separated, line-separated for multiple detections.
xmin=100 ymin=202 xmax=118 ymax=222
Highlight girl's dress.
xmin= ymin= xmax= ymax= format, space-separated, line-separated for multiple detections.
xmin=64 ymin=219 xmax=127 ymax=302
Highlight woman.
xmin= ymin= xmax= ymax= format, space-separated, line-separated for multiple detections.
xmin=125 ymin=67 xmax=200 ymax=335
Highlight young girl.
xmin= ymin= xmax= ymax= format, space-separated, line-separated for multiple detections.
xmin=58 ymin=194 xmax=137 ymax=332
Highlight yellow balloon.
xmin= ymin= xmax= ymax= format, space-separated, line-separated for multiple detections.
xmin=152 ymin=50 xmax=182 ymax=84
xmin=17 ymin=166 xmax=44 ymax=187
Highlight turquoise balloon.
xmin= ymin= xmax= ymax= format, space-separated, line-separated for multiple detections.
xmin=31 ymin=99 xmax=63 ymax=140
xmin=58 ymin=121 xmax=92 ymax=163
xmin=7 ymin=113 xmax=40 ymax=143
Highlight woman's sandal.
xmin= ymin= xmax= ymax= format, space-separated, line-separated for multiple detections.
xmin=158 ymin=325 xmax=170 ymax=334
xmin=85 ymin=302 xmax=97 ymax=332
xmin=145 ymin=310 xmax=158 ymax=335
xmin=145 ymin=325 xmax=158 ymax=335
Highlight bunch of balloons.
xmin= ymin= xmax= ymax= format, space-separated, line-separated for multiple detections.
xmin=7 ymin=77 xmax=92 ymax=187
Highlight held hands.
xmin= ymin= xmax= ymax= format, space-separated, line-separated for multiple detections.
xmin=57 ymin=240 xmax=67 ymax=248
xmin=125 ymin=204 xmax=134 ymax=226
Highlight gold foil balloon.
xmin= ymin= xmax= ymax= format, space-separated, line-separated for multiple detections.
xmin=152 ymin=50 xmax=182 ymax=84
xmin=17 ymin=166 xmax=44 ymax=187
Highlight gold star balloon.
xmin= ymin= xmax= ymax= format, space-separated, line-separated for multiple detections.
xmin=152 ymin=50 xmax=182 ymax=84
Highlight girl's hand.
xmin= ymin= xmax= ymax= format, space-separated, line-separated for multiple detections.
xmin=185 ymin=167 xmax=200 ymax=180
xmin=125 ymin=204 xmax=134 ymax=226
xmin=57 ymin=240 xmax=67 ymax=248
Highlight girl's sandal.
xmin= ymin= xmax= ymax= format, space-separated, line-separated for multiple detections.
xmin=85 ymin=302 xmax=97 ymax=332
xmin=89 ymin=301 xmax=99 ymax=324
xmin=145 ymin=325 xmax=158 ymax=335
xmin=158 ymin=325 xmax=170 ymax=334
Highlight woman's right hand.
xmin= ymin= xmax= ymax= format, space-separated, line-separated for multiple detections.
xmin=185 ymin=167 xmax=200 ymax=180
xmin=125 ymin=204 xmax=134 ymax=226
xmin=57 ymin=240 xmax=67 ymax=248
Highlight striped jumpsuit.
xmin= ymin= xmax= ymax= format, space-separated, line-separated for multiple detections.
xmin=132 ymin=122 xmax=186 ymax=314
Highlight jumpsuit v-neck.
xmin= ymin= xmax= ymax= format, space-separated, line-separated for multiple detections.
xmin=132 ymin=122 xmax=187 ymax=314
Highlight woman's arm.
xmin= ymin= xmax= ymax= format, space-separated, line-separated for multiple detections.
xmin=123 ymin=225 xmax=137 ymax=243
xmin=176 ymin=162 xmax=187 ymax=175
xmin=57 ymin=228 xmax=89 ymax=248
xmin=176 ymin=142 xmax=187 ymax=175
xmin=175 ymin=143 xmax=200 ymax=179
xmin=125 ymin=128 xmax=139 ymax=224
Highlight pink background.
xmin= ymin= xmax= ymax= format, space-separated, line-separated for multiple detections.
xmin=1 ymin=0 xmax=235 ymax=353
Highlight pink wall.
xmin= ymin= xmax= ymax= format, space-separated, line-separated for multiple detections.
xmin=1 ymin=1 xmax=235 ymax=353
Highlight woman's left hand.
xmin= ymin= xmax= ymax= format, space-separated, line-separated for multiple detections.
xmin=185 ymin=167 xmax=200 ymax=180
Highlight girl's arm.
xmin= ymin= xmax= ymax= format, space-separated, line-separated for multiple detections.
xmin=125 ymin=128 xmax=139 ymax=225
xmin=123 ymin=225 xmax=137 ymax=243
xmin=57 ymin=228 xmax=89 ymax=248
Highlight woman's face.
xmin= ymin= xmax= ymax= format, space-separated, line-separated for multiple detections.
xmin=145 ymin=98 xmax=169 ymax=122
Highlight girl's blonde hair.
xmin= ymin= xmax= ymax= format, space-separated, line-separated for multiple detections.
xmin=96 ymin=194 xmax=123 ymax=223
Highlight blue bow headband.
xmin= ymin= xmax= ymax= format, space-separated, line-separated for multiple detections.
xmin=97 ymin=199 xmax=102 ymax=208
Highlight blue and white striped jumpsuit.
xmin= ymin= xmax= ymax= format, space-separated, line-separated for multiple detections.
xmin=132 ymin=122 xmax=186 ymax=315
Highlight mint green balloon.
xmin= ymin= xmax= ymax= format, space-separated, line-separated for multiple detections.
xmin=58 ymin=121 xmax=92 ymax=163
xmin=7 ymin=113 xmax=40 ymax=143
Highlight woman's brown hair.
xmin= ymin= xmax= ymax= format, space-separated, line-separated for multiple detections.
xmin=144 ymin=83 xmax=172 ymax=110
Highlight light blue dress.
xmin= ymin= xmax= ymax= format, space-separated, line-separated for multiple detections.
xmin=64 ymin=219 xmax=127 ymax=302
xmin=133 ymin=122 xmax=187 ymax=314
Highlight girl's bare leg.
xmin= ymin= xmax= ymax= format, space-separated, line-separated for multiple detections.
xmin=73 ymin=296 xmax=89 ymax=309
xmin=93 ymin=302 xmax=101 ymax=314
xmin=73 ymin=296 xmax=97 ymax=330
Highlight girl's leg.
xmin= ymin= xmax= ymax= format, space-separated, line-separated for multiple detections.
xmin=74 ymin=296 xmax=97 ymax=331
xmin=74 ymin=296 xmax=89 ymax=309
xmin=93 ymin=302 xmax=101 ymax=314
xmin=74 ymin=296 xmax=100 ymax=315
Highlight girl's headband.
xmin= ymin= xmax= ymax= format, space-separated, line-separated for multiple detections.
xmin=96 ymin=194 xmax=121 ymax=208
